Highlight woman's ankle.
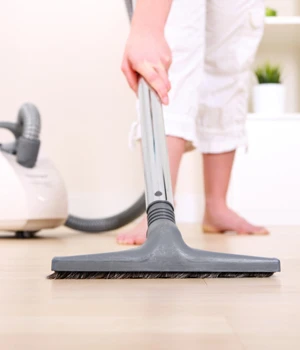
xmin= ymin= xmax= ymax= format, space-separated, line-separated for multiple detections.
xmin=205 ymin=197 xmax=227 ymax=213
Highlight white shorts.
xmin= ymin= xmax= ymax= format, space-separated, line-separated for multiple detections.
xmin=130 ymin=0 xmax=265 ymax=153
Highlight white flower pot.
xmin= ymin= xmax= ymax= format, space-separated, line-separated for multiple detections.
xmin=252 ymin=84 xmax=285 ymax=115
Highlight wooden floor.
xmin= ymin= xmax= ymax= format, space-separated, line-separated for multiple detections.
xmin=0 ymin=224 xmax=299 ymax=350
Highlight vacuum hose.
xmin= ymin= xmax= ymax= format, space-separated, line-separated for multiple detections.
xmin=17 ymin=103 xmax=41 ymax=140
xmin=16 ymin=103 xmax=42 ymax=168
xmin=0 ymin=103 xmax=41 ymax=167
xmin=65 ymin=194 xmax=145 ymax=233
xmin=0 ymin=103 xmax=145 ymax=233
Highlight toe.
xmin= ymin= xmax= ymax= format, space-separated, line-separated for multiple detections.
xmin=135 ymin=235 xmax=146 ymax=245
xmin=117 ymin=234 xmax=134 ymax=245
xmin=237 ymin=223 xmax=270 ymax=235
xmin=254 ymin=227 xmax=270 ymax=235
xmin=117 ymin=234 xmax=131 ymax=245
xmin=123 ymin=237 xmax=135 ymax=245
xmin=117 ymin=233 xmax=146 ymax=245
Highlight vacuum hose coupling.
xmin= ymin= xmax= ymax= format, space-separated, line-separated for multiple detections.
xmin=147 ymin=201 xmax=175 ymax=227
xmin=16 ymin=103 xmax=41 ymax=168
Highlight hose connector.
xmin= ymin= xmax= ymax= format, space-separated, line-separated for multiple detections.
xmin=16 ymin=103 xmax=41 ymax=168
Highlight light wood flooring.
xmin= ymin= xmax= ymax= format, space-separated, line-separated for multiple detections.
xmin=0 ymin=224 xmax=299 ymax=350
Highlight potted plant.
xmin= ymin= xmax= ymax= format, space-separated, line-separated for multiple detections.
xmin=252 ymin=62 xmax=285 ymax=115
xmin=265 ymin=7 xmax=277 ymax=17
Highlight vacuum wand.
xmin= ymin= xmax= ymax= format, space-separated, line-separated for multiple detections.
xmin=138 ymin=78 xmax=174 ymax=208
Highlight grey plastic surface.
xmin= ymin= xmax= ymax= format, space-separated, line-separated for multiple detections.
xmin=52 ymin=207 xmax=280 ymax=274
xmin=16 ymin=136 xmax=41 ymax=168
xmin=16 ymin=103 xmax=41 ymax=168
xmin=147 ymin=200 xmax=175 ymax=226
xmin=17 ymin=103 xmax=41 ymax=140
xmin=0 ymin=104 xmax=41 ymax=167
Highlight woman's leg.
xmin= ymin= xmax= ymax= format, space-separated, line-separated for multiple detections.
xmin=117 ymin=0 xmax=206 ymax=244
xmin=202 ymin=151 xmax=268 ymax=234
xmin=198 ymin=0 xmax=268 ymax=234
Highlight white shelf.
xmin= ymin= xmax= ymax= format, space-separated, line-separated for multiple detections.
xmin=262 ymin=17 xmax=300 ymax=47
xmin=265 ymin=16 xmax=300 ymax=25
xmin=248 ymin=113 xmax=300 ymax=121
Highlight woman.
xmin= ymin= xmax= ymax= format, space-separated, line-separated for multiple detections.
xmin=118 ymin=0 xmax=268 ymax=245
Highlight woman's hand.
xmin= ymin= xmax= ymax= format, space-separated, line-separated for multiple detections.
xmin=121 ymin=28 xmax=172 ymax=105
xmin=121 ymin=0 xmax=173 ymax=105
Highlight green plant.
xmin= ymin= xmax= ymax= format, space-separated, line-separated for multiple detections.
xmin=255 ymin=63 xmax=282 ymax=84
xmin=265 ymin=7 xmax=277 ymax=17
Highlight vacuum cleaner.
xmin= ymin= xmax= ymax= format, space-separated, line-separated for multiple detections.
xmin=47 ymin=0 xmax=280 ymax=279
xmin=0 ymin=103 xmax=145 ymax=238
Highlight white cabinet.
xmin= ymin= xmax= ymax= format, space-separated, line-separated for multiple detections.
xmin=230 ymin=115 xmax=300 ymax=225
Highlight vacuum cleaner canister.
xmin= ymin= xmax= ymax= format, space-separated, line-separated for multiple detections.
xmin=0 ymin=150 xmax=68 ymax=232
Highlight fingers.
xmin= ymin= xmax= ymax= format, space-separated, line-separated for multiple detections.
xmin=135 ymin=61 xmax=170 ymax=105
xmin=121 ymin=60 xmax=138 ymax=93
xmin=122 ymin=56 xmax=172 ymax=105
xmin=155 ymin=63 xmax=171 ymax=91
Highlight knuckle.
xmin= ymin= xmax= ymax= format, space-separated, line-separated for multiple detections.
xmin=162 ymin=54 xmax=172 ymax=66
xmin=131 ymin=57 xmax=142 ymax=70
xmin=147 ymin=71 xmax=159 ymax=83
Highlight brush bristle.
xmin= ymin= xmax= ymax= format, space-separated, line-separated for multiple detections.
xmin=48 ymin=271 xmax=274 ymax=280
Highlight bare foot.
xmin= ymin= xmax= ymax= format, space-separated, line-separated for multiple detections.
xmin=117 ymin=215 xmax=147 ymax=245
xmin=203 ymin=203 xmax=269 ymax=235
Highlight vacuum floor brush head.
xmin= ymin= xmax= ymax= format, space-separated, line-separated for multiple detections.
xmin=48 ymin=203 xmax=280 ymax=280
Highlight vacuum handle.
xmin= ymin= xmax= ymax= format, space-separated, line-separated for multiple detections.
xmin=138 ymin=78 xmax=174 ymax=208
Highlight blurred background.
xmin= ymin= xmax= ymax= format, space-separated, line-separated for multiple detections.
xmin=0 ymin=0 xmax=300 ymax=227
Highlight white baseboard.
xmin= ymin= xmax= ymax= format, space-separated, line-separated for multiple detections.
xmin=68 ymin=192 xmax=204 ymax=223
xmin=175 ymin=193 xmax=204 ymax=223
xmin=69 ymin=190 xmax=300 ymax=226
xmin=175 ymin=193 xmax=300 ymax=225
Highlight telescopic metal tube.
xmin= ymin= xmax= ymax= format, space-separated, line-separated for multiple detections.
xmin=138 ymin=78 xmax=174 ymax=208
